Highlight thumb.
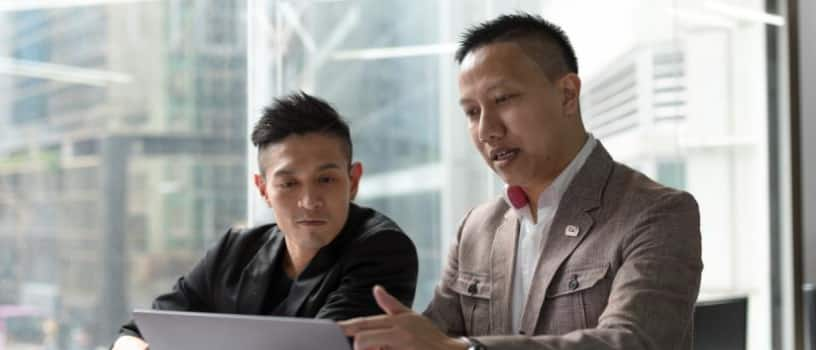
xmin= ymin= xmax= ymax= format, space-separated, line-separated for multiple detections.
xmin=373 ymin=285 xmax=410 ymax=315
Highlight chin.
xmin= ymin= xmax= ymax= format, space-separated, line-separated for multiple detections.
xmin=306 ymin=233 xmax=335 ymax=247
xmin=498 ymin=165 xmax=534 ymax=184
xmin=495 ymin=171 xmax=518 ymax=185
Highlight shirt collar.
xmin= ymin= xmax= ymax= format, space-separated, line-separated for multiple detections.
xmin=502 ymin=133 xmax=598 ymax=218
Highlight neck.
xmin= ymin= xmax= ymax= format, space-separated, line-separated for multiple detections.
xmin=282 ymin=240 xmax=318 ymax=279
xmin=522 ymin=132 xmax=589 ymax=221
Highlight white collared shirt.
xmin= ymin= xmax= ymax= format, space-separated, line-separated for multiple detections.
xmin=503 ymin=134 xmax=597 ymax=334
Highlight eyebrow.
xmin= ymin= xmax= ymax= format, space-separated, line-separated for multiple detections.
xmin=272 ymin=162 xmax=342 ymax=177
xmin=459 ymin=80 xmax=513 ymax=105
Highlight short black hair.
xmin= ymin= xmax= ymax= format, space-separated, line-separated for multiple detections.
xmin=455 ymin=13 xmax=578 ymax=79
xmin=251 ymin=91 xmax=352 ymax=174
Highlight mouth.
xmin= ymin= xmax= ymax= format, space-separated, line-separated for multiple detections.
xmin=489 ymin=148 xmax=520 ymax=163
xmin=297 ymin=219 xmax=328 ymax=226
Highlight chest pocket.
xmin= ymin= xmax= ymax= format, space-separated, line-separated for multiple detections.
xmin=547 ymin=264 xmax=609 ymax=297
xmin=451 ymin=272 xmax=491 ymax=336
xmin=541 ymin=264 xmax=610 ymax=334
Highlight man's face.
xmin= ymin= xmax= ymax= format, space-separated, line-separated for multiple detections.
xmin=458 ymin=41 xmax=581 ymax=190
xmin=253 ymin=133 xmax=362 ymax=252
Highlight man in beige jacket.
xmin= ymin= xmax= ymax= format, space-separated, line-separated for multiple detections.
xmin=340 ymin=13 xmax=703 ymax=350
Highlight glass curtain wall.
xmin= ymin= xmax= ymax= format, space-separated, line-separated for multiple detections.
xmin=0 ymin=0 xmax=794 ymax=349
xmin=0 ymin=1 xmax=248 ymax=349
xmin=256 ymin=1 xmax=783 ymax=349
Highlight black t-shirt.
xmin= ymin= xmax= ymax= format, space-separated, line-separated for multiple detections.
xmin=262 ymin=254 xmax=293 ymax=315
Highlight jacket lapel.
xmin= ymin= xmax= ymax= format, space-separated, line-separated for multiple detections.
xmin=235 ymin=229 xmax=284 ymax=314
xmin=489 ymin=209 xmax=519 ymax=334
xmin=519 ymin=143 xmax=615 ymax=335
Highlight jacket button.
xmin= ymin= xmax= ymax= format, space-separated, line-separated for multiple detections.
xmin=468 ymin=281 xmax=479 ymax=295
xmin=568 ymin=275 xmax=579 ymax=290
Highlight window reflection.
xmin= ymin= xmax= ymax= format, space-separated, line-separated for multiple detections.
xmin=0 ymin=0 xmax=787 ymax=349
xmin=0 ymin=1 xmax=247 ymax=349
xmin=265 ymin=1 xmax=777 ymax=350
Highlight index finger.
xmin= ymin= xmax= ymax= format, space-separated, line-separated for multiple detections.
xmin=337 ymin=314 xmax=395 ymax=336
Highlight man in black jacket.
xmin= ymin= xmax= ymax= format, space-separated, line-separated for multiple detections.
xmin=112 ymin=92 xmax=418 ymax=350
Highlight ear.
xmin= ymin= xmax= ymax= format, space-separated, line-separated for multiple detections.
xmin=348 ymin=162 xmax=363 ymax=200
xmin=559 ymin=73 xmax=582 ymax=116
xmin=253 ymin=173 xmax=271 ymax=206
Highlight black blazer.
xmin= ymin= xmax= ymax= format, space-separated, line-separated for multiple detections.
xmin=119 ymin=204 xmax=418 ymax=338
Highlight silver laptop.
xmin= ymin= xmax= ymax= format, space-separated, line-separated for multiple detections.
xmin=133 ymin=309 xmax=351 ymax=350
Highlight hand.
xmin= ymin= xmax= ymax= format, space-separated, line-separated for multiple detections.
xmin=112 ymin=335 xmax=149 ymax=350
xmin=338 ymin=286 xmax=468 ymax=350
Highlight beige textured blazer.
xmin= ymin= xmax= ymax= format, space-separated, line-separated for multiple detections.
xmin=424 ymin=143 xmax=703 ymax=350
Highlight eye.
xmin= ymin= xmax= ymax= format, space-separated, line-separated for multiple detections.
xmin=318 ymin=176 xmax=336 ymax=184
xmin=495 ymin=93 xmax=517 ymax=104
xmin=276 ymin=180 xmax=297 ymax=189
xmin=463 ymin=106 xmax=480 ymax=119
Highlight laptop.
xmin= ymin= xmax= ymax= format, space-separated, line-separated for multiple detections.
xmin=133 ymin=309 xmax=351 ymax=350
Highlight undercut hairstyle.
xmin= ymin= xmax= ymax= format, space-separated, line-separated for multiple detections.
xmin=455 ymin=13 xmax=578 ymax=80
xmin=251 ymin=92 xmax=352 ymax=175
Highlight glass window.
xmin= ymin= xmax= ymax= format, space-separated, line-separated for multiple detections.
xmin=657 ymin=159 xmax=687 ymax=190
xmin=0 ymin=0 xmax=794 ymax=349
xmin=258 ymin=1 xmax=783 ymax=349
xmin=0 ymin=1 xmax=247 ymax=349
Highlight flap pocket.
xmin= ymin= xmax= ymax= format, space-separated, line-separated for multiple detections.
xmin=547 ymin=264 xmax=609 ymax=298
xmin=451 ymin=272 xmax=491 ymax=300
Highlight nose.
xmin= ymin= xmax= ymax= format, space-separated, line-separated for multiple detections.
xmin=298 ymin=185 xmax=324 ymax=210
xmin=477 ymin=108 xmax=504 ymax=143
